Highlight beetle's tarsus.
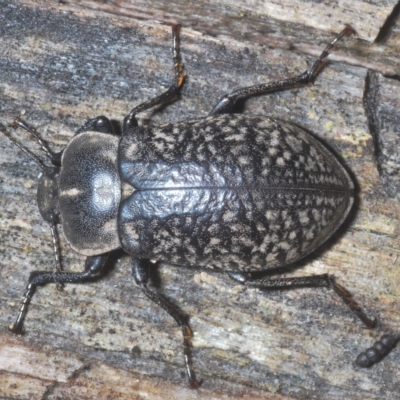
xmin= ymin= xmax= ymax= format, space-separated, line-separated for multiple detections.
xmin=182 ymin=324 xmax=203 ymax=389
xmin=329 ymin=278 xmax=376 ymax=329
xmin=172 ymin=24 xmax=184 ymax=88
xmin=10 ymin=283 xmax=35 ymax=335
xmin=305 ymin=24 xmax=356 ymax=81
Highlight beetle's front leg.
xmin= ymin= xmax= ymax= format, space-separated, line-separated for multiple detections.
xmin=123 ymin=25 xmax=184 ymax=131
xmin=132 ymin=258 xmax=202 ymax=389
xmin=11 ymin=254 xmax=109 ymax=334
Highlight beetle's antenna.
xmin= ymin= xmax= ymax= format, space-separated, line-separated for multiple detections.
xmin=0 ymin=123 xmax=47 ymax=171
xmin=13 ymin=117 xmax=57 ymax=162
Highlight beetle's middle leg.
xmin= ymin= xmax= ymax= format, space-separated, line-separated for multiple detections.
xmin=227 ymin=271 xmax=376 ymax=329
xmin=132 ymin=258 xmax=202 ymax=389
xmin=123 ymin=24 xmax=184 ymax=131
xmin=209 ymin=25 xmax=355 ymax=115
xmin=11 ymin=254 xmax=109 ymax=335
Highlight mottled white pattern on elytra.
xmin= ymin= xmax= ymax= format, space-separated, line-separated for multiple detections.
xmin=118 ymin=114 xmax=354 ymax=272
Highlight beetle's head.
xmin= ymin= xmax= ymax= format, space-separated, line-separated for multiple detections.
xmin=37 ymin=166 xmax=61 ymax=224
xmin=1 ymin=118 xmax=63 ymax=224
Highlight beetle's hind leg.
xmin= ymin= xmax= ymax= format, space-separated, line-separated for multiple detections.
xmin=123 ymin=25 xmax=184 ymax=132
xmin=227 ymin=271 xmax=376 ymax=329
xmin=209 ymin=25 xmax=355 ymax=115
xmin=132 ymin=258 xmax=202 ymax=389
xmin=10 ymin=254 xmax=109 ymax=335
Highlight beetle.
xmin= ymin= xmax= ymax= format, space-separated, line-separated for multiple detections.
xmin=1 ymin=24 xmax=378 ymax=387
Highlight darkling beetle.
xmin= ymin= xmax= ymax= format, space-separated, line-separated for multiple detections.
xmin=2 ymin=24 xmax=385 ymax=387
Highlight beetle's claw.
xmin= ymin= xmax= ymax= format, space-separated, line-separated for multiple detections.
xmin=9 ymin=323 xmax=24 ymax=335
xmin=189 ymin=378 xmax=203 ymax=389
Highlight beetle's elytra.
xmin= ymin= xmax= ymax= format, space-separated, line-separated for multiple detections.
xmin=2 ymin=24 xmax=384 ymax=387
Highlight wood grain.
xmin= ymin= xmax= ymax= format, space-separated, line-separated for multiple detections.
xmin=0 ymin=1 xmax=399 ymax=399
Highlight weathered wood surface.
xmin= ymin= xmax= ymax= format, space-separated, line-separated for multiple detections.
xmin=0 ymin=1 xmax=399 ymax=399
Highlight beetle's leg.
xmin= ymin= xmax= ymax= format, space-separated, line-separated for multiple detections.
xmin=49 ymin=221 xmax=63 ymax=291
xmin=228 ymin=272 xmax=376 ymax=329
xmin=132 ymin=258 xmax=202 ymax=389
xmin=10 ymin=254 xmax=109 ymax=335
xmin=123 ymin=24 xmax=184 ymax=132
xmin=210 ymin=25 xmax=355 ymax=115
